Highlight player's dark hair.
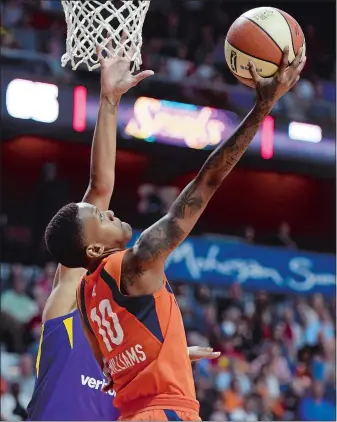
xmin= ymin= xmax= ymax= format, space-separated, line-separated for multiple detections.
xmin=44 ymin=203 xmax=87 ymax=268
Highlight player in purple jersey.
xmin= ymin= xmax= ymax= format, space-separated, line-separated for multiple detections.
xmin=26 ymin=42 xmax=153 ymax=421
xmin=26 ymin=42 xmax=220 ymax=421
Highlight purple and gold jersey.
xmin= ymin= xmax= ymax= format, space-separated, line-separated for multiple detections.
xmin=26 ymin=310 xmax=119 ymax=421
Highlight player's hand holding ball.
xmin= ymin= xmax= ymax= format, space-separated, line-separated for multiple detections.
xmin=225 ymin=7 xmax=306 ymax=89
xmin=98 ymin=34 xmax=154 ymax=103
xmin=224 ymin=7 xmax=307 ymax=112
xmin=249 ymin=46 xmax=306 ymax=111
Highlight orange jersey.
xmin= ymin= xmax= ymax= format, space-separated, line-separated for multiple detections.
xmin=77 ymin=250 xmax=199 ymax=418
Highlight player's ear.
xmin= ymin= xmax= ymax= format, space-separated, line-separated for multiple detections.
xmin=86 ymin=243 xmax=105 ymax=259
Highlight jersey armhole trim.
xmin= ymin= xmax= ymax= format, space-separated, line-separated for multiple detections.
xmin=77 ymin=279 xmax=94 ymax=335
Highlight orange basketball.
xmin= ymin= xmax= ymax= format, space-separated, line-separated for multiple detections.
xmin=225 ymin=7 xmax=305 ymax=87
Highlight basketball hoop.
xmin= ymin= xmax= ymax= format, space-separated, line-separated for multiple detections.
xmin=61 ymin=1 xmax=151 ymax=72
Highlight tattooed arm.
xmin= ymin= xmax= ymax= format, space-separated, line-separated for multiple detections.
xmin=122 ymin=104 xmax=268 ymax=294
xmin=123 ymin=47 xmax=306 ymax=295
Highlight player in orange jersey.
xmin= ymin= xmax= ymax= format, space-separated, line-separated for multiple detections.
xmin=45 ymin=47 xmax=306 ymax=421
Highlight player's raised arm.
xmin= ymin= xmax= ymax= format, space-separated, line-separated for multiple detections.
xmin=125 ymin=47 xmax=306 ymax=295
xmin=82 ymin=41 xmax=154 ymax=210
xmin=43 ymin=43 xmax=154 ymax=321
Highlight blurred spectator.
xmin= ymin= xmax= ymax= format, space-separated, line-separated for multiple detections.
xmin=250 ymin=342 xmax=292 ymax=385
xmin=270 ymin=221 xmax=298 ymax=249
xmin=1 ymin=265 xmax=38 ymax=352
xmin=39 ymin=0 xmax=64 ymax=12
xmin=209 ymin=398 xmax=228 ymax=421
xmin=283 ymin=80 xmax=315 ymax=121
xmin=220 ymin=283 xmax=243 ymax=313
xmin=35 ymin=261 xmax=57 ymax=295
xmin=223 ymin=378 xmax=244 ymax=413
xmin=318 ymin=308 xmax=335 ymax=344
xmin=9 ymin=382 xmax=28 ymax=420
xmin=190 ymin=54 xmax=217 ymax=82
xmin=308 ymin=80 xmax=335 ymax=124
xmin=297 ymin=300 xmax=323 ymax=346
xmin=1 ymin=377 xmax=18 ymax=421
xmin=230 ymin=394 xmax=259 ymax=421
xmin=298 ymin=381 xmax=336 ymax=421
xmin=283 ymin=307 xmax=303 ymax=350
xmin=157 ymin=186 xmax=180 ymax=214
xmin=243 ymin=226 xmax=255 ymax=244
xmin=137 ymin=184 xmax=162 ymax=227
xmin=2 ymin=0 xmax=24 ymax=28
xmin=166 ymin=44 xmax=193 ymax=82
xmin=261 ymin=363 xmax=280 ymax=399
xmin=15 ymin=355 xmax=35 ymax=400
xmin=1 ymin=377 xmax=28 ymax=421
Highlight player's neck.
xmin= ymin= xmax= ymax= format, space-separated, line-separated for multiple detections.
xmin=87 ymin=248 xmax=123 ymax=273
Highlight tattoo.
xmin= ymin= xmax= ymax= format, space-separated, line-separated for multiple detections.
xmin=199 ymin=104 xmax=268 ymax=186
xmin=121 ymin=258 xmax=144 ymax=290
xmin=173 ymin=184 xmax=204 ymax=219
xmin=104 ymin=96 xmax=119 ymax=115
xmin=121 ymin=104 xmax=269 ymax=286
xmin=121 ymin=217 xmax=184 ymax=288
xmin=139 ymin=219 xmax=184 ymax=262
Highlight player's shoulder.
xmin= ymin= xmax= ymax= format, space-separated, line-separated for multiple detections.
xmin=102 ymin=249 xmax=130 ymax=278
xmin=43 ymin=308 xmax=79 ymax=335
xmin=42 ymin=265 xmax=87 ymax=323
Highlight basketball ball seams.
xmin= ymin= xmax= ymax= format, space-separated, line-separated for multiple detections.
xmin=226 ymin=16 xmax=282 ymax=65
xmin=241 ymin=16 xmax=283 ymax=56
xmin=225 ymin=40 xmax=280 ymax=67
xmin=275 ymin=10 xmax=296 ymax=62
xmin=276 ymin=9 xmax=304 ymax=59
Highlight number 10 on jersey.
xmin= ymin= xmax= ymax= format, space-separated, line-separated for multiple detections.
xmin=90 ymin=299 xmax=124 ymax=352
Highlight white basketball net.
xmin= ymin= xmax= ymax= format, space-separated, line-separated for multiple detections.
xmin=61 ymin=1 xmax=151 ymax=72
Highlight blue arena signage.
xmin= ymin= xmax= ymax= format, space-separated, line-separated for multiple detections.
xmin=130 ymin=231 xmax=335 ymax=296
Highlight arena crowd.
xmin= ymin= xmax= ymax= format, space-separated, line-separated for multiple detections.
xmin=1 ymin=0 xmax=335 ymax=421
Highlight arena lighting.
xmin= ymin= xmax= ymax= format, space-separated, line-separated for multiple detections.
xmin=5 ymin=78 xmax=59 ymax=123
xmin=73 ymin=85 xmax=87 ymax=132
xmin=125 ymin=97 xmax=226 ymax=149
xmin=260 ymin=115 xmax=275 ymax=160
xmin=288 ymin=121 xmax=322 ymax=143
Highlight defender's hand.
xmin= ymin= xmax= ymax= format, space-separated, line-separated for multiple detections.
xmin=102 ymin=358 xmax=113 ymax=393
xmin=97 ymin=35 xmax=154 ymax=102
xmin=249 ymin=46 xmax=306 ymax=109
xmin=188 ymin=346 xmax=221 ymax=362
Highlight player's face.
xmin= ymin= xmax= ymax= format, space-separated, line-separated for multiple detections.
xmin=77 ymin=203 xmax=132 ymax=259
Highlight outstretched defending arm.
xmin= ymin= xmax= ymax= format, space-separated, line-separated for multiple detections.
xmin=124 ymin=47 xmax=306 ymax=295
xmin=81 ymin=93 xmax=119 ymax=212
xmin=82 ymin=43 xmax=153 ymax=210
xmin=43 ymin=44 xmax=153 ymax=322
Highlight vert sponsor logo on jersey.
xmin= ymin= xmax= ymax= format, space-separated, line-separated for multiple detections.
xmin=80 ymin=375 xmax=116 ymax=397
